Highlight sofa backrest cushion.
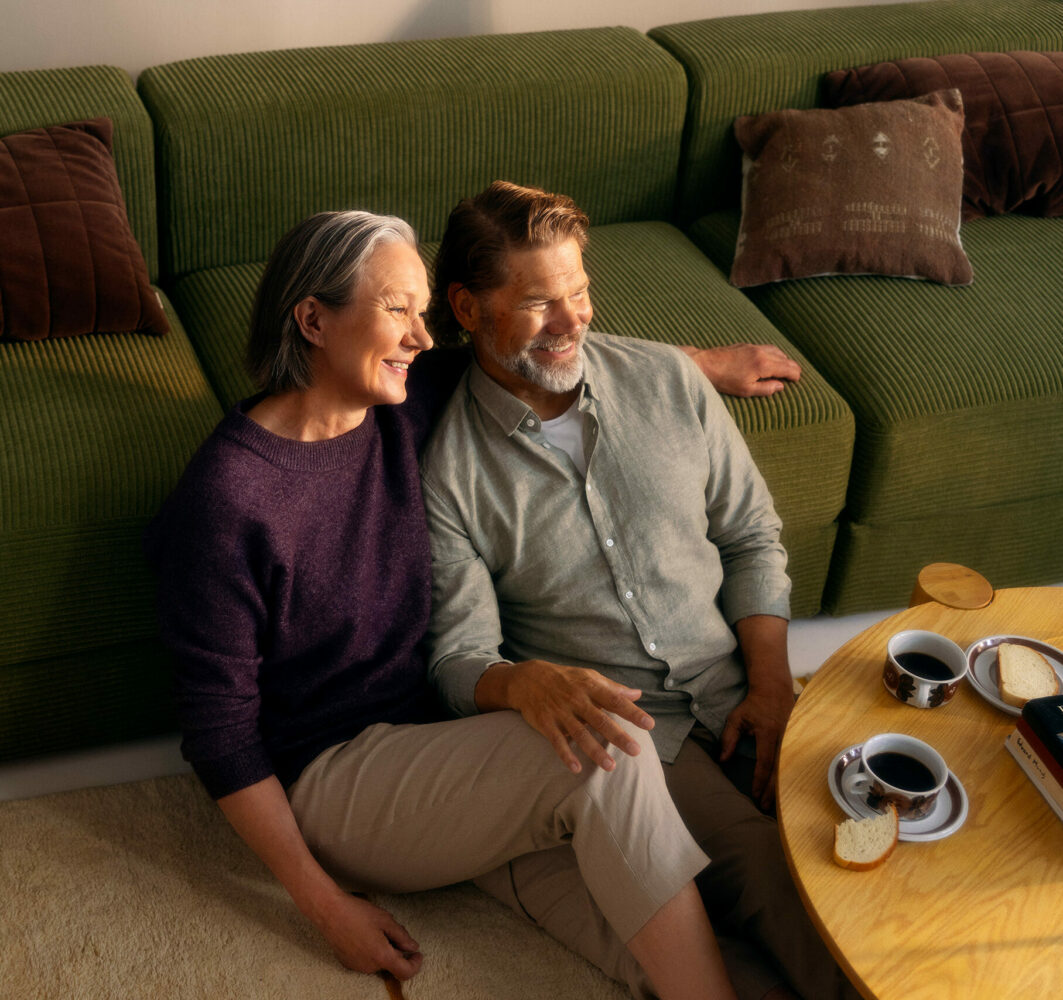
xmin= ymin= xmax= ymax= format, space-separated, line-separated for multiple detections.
xmin=649 ymin=0 xmax=1063 ymax=225
xmin=824 ymin=50 xmax=1063 ymax=221
xmin=0 ymin=66 xmax=160 ymax=281
xmin=138 ymin=28 xmax=687 ymax=279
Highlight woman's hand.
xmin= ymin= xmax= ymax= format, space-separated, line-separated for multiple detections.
xmin=475 ymin=660 xmax=654 ymax=773
xmin=313 ymin=889 xmax=423 ymax=980
xmin=217 ymin=776 xmax=424 ymax=981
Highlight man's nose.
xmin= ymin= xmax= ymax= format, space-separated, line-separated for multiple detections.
xmin=553 ymin=298 xmax=591 ymax=334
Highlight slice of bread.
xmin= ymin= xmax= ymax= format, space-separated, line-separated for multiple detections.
xmin=833 ymin=805 xmax=899 ymax=871
xmin=998 ymin=642 xmax=1061 ymax=708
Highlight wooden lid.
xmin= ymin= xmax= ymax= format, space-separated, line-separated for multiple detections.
xmin=909 ymin=562 xmax=994 ymax=609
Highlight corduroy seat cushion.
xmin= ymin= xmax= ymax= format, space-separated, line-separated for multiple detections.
xmin=0 ymin=298 xmax=224 ymax=754
xmin=692 ymin=210 xmax=1063 ymax=612
xmin=174 ymin=222 xmax=853 ymax=616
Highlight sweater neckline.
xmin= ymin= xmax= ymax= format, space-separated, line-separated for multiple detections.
xmin=227 ymin=399 xmax=380 ymax=472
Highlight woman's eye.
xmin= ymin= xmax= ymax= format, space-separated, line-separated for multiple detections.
xmin=389 ymin=306 xmax=405 ymax=315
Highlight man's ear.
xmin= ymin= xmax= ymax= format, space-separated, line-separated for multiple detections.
xmin=448 ymin=283 xmax=480 ymax=334
xmin=293 ymin=296 xmax=326 ymax=348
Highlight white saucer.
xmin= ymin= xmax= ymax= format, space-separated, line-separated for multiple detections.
xmin=965 ymin=634 xmax=1063 ymax=717
xmin=827 ymin=743 xmax=968 ymax=842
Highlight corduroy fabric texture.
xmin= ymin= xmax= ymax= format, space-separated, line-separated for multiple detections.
xmin=138 ymin=28 xmax=687 ymax=280
xmin=824 ymin=498 xmax=1063 ymax=614
xmin=171 ymin=263 xmax=262 ymax=408
xmin=0 ymin=296 xmax=223 ymax=669
xmin=692 ymin=210 xmax=1063 ymax=613
xmin=0 ymin=65 xmax=160 ymax=280
xmin=0 ymin=640 xmax=176 ymax=762
xmin=0 ymin=117 xmax=170 ymax=341
xmin=649 ymin=0 xmax=1063 ymax=225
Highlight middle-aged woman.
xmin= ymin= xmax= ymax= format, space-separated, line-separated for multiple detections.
xmin=145 ymin=209 xmax=740 ymax=1000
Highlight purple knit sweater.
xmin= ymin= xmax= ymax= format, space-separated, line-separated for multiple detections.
xmin=145 ymin=351 xmax=466 ymax=799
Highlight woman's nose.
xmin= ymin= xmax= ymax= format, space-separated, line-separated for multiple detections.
xmin=406 ymin=315 xmax=433 ymax=351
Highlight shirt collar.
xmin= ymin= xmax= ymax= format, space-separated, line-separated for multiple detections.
xmin=467 ymin=339 xmax=599 ymax=436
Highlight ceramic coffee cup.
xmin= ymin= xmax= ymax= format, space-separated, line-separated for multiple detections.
xmin=843 ymin=732 xmax=949 ymax=820
xmin=883 ymin=629 xmax=968 ymax=708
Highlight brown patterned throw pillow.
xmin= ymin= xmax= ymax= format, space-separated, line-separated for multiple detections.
xmin=824 ymin=51 xmax=1063 ymax=221
xmin=730 ymin=90 xmax=972 ymax=288
xmin=0 ymin=117 xmax=169 ymax=341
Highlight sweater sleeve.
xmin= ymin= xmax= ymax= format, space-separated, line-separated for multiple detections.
xmin=145 ymin=448 xmax=276 ymax=799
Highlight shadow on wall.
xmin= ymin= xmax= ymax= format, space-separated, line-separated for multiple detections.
xmin=387 ymin=0 xmax=494 ymax=42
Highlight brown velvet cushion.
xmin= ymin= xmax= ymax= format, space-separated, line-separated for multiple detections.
xmin=730 ymin=90 xmax=972 ymax=288
xmin=824 ymin=51 xmax=1063 ymax=221
xmin=0 ymin=118 xmax=168 ymax=341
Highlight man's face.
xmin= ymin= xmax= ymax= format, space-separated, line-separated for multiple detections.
xmin=463 ymin=238 xmax=593 ymax=399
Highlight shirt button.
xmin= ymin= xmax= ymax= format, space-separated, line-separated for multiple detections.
xmin=605 ymin=538 xmax=614 ymax=547
xmin=648 ymin=642 xmax=657 ymax=652
xmin=526 ymin=418 xmax=535 ymax=428
xmin=624 ymin=590 xmax=633 ymax=600
xmin=664 ymin=678 xmax=675 ymax=689
xmin=543 ymin=442 xmax=551 ymax=449
xmin=691 ymin=701 xmax=701 ymax=712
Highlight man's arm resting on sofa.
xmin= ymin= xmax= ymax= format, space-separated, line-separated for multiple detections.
xmin=677 ymin=343 xmax=801 ymax=398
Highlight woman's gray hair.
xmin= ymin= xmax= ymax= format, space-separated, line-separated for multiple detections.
xmin=246 ymin=210 xmax=418 ymax=394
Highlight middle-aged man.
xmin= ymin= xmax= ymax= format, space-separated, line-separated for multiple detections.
xmin=419 ymin=181 xmax=858 ymax=1000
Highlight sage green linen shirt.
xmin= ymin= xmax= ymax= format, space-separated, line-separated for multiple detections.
xmin=420 ymin=333 xmax=790 ymax=762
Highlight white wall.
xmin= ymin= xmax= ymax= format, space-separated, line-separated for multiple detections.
xmin=5 ymin=0 xmax=901 ymax=78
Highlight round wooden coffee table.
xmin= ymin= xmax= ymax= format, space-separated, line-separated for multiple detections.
xmin=777 ymin=587 xmax=1063 ymax=1000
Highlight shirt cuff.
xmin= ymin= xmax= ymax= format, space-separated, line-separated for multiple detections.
xmin=432 ymin=653 xmax=513 ymax=718
xmin=720 ymin=570 xmax=791 ymax=626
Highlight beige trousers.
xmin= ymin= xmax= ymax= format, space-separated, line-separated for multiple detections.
xmin=287 ymin=710 xmax=707 ymax=946
xmin=477 ymin=727 xmax=861 ymax=1000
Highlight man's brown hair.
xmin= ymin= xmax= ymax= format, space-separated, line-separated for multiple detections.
xmin=428 ymin=181 xmax=590 ymax=345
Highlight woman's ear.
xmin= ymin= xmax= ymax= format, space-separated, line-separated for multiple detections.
xmin=448 ymin=283 xmax=480 ymax=334
xmin=293 ymin=297 xmax=326 ymax=347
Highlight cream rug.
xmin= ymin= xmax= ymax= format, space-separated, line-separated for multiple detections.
xmin=0 ymin=774 xmax=628 ymax=999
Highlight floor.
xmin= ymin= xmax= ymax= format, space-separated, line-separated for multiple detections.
xmin=0 ymin=607 xmax=903 ymax=804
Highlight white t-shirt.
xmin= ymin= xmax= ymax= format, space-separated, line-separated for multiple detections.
xmin=540 ymin=398 xmax=587 ymax=476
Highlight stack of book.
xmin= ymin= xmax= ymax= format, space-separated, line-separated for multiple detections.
xmin=1005 ymin=695 xmax=1063 ymax=822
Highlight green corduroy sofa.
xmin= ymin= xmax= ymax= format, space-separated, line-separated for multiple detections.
xmin=2 ymin=0 xmax=1061 ymax=763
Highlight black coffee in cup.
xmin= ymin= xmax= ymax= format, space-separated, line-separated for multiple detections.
xmin=895 ymin=650 xmax=954 ymax=681
xmin=867 ymin=751 xmax=937 ymax=792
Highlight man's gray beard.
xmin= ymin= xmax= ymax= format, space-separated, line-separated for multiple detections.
xmin=481 ymin=323 xmax=587 ymax=395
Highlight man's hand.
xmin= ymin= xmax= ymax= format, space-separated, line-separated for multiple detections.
xmin=718 ymin=681 xmax=794 ymax=810
xmin=475 ymin=660 xmax=654 ymax=773
xmin=678 ymin=343 xmax=801 ymax=398
xmin=719 ymin=614 xmax=795 ymax=809
xmin=313 ymin=890 xmax=423 ymax=981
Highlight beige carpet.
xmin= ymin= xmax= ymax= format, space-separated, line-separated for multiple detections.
xmin=0 ymin=774 xmax=628 ymax=999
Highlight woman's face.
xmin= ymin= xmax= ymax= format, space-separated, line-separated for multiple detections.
xmin=306 ymin=241 xmax=433 ymax=410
